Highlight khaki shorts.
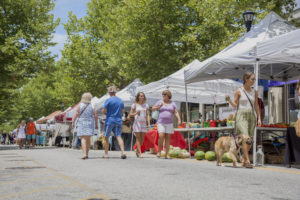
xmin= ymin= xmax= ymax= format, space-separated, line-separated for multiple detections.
xmin=236 ymin=108 xmax=256 ymax=139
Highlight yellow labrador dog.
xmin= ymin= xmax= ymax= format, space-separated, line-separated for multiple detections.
xmin=215 ymin=136 xmax=243 ymax=167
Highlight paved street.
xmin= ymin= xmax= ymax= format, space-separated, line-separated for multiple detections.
xmin=0 ymin=148 xmax=300 ymax=200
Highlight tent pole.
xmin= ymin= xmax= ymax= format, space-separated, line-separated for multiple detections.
xmin=214 ymin=103 xmax=217 ymax=120
xmin=253 ymin=59 xmax=259 ymax=166
xmin=185 ymin=84 xmax=191 ymax=157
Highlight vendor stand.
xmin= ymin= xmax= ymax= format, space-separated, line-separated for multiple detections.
xmin=184 ymin=12 xmax=300 ymax=165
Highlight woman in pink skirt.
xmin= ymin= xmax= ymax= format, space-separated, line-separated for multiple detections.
xmin=130 ymin=92 xmax=150 ymax=158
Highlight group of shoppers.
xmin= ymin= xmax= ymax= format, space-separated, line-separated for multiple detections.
xmin=71 ymin=71 xmax=261 ymax=168
xmin=14 ymin=118 xmax=37 ymax=149
xmin=72 ymin=85 xmax=181 ymax=160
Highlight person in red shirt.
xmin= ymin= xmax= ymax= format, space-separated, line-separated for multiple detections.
xmin=26 ymin=118 xmax=36 ymax=148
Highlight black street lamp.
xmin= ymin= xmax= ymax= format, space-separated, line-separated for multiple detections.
xmin=243 ymin=11 xmax=255 ymax=32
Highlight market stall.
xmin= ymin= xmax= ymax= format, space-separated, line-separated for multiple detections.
xmin=35 ymin=110 xmax=62 ymax=146
xmin=184 ymin=12 xmax=300 ymax=165
xmin=136 ymin=59 xmax=243 ymax=105
xmin=133 ymin=130 xmax=186 ymax=153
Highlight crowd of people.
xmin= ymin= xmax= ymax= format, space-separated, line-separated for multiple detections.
xmin=68 ymin=71 xmax=264 ymax=168
xmin=0 ymin=117 xmax=37 ymax=149
xmin=2 ymin=72 xmax=266 ymax=169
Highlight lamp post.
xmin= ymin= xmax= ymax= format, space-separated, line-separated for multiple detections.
xmin=243 ymin=11 xmax=255 ymax=32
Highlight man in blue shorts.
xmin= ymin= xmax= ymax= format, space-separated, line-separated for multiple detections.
xmin=102 ymin=85 xmax=126 ymax=159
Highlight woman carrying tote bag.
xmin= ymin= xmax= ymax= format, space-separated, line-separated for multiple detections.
xmin=227 ymin=72 xmax=261 ymax=168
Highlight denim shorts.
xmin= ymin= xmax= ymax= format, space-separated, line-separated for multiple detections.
xmin=104 ymin=124 xmax=122 ymax=138
xmin=26 ymin=134 xmax=36 ymax=140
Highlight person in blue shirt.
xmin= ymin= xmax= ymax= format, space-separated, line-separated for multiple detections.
xmin=102 ymin=85 xmax=126 ymax=159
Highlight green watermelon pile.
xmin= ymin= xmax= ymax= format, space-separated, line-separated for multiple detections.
xmin=168 ymin=146 xmax=190 ymax=158
xmin=195 ymin=151 xmax=205 ymax=160
xmin=195 ymin=151 xmax=216 ymax=161
xmin=222 ymin=152 xmax=233 ymax=163
xmin=205 ymin=151 xmax=215 ymax=161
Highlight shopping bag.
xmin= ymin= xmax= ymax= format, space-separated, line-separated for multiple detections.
xmin=151 ymin=110 xmax=159 ymax=120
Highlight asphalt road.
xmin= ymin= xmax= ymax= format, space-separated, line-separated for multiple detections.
xmin=0 ymin=148 xmax=300 ymax=200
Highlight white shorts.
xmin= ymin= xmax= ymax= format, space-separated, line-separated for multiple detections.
xmin=157 ymin=123 xmax=174 ymax=134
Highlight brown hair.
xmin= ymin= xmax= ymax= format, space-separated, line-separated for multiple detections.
xmin=135 ymin=92 xmax=147 ymax=104
xmin=243 ymin=71 xmax=255 ymax=84
xmin=162 ymin=90 xmax=172 ymax=99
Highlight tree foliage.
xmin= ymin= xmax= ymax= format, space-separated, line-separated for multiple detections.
xmin=0 ymin=0 xmax=59 ymax=130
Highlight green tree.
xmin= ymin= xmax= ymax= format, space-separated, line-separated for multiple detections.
xmin=0 ymin=0 xmax=59 ymax=129
xmin=62 ymin=0 xmax=296 ymax=86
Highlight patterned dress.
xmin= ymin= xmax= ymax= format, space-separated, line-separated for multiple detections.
xmin=76 ymin=103 xmax=95 ymax=136
xmin=132 ymin=103 xmax=149 ymax=133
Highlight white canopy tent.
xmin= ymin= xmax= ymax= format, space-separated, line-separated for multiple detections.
xmin=184 ymin=12 xmax=298 ymax=84
xmin=94 ymin=78 xmax=145 ymax=111
xmin=256 ymin=29 xmax=300 ymax=64
xmin=183 ymin=12 xmax=300 ymax=165
xmin=137 ymin=59 xmax=244 ymax=105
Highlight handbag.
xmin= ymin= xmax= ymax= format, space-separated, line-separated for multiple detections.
xmin=122 ymin=124 xmax=132 ymax=134
xmin=152 ymin=110 xmax=159 ymax=120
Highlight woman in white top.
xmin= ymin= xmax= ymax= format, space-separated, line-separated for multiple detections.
xmin=227 ymin=72 xmax=261 ymax=168
xmin=130 ymin=92 xmax=151 ymax=158
xmin=16 ymin=120 xmax=26 ymax=149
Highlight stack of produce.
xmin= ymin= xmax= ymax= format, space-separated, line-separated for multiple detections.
xmin=194 ymin=151 xmax=216 ymax=161
xmin=167 ymin=146 xmax=190 ymax=158
xmin=260 ymin=123 xmax=289 ymax=128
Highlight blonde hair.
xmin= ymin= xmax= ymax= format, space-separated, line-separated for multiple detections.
xmin=81 ymin=93 xmax=92 ymax=103
xmin=162 ymin=90 xmax=172 ymax=99
xmin=243 ymin=71 xmax=255 ymax=84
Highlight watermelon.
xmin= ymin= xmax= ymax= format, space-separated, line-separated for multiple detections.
xmin=168 ymin=150 xmax=175 ymax=157
xmin=205 ymin=151 xmax=216 ymax=161
xmin=195 ymin=151 xmax=205 ymax=160
xmin=222 ymin=152 xmax=233 ymax=163
xmin=174 ymin=150 xmax=181 ymax=158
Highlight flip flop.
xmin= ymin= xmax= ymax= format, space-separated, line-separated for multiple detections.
xmin=81 ymin=156 xmax=88 ymax=160
xmin=165 ymin=156 xmax=171 ymax=159
xmin=102 ymin=155 xmax=109 ymax=159
xmin=244 ymin=162 xmax=253 ymax=168
xmin=121 ymin=154 xmax=127 ymax=159
xmin=156 ymin=153 xmax=161 ymax=158
xmin=138 ymin=154 xmax=143 ymax=158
